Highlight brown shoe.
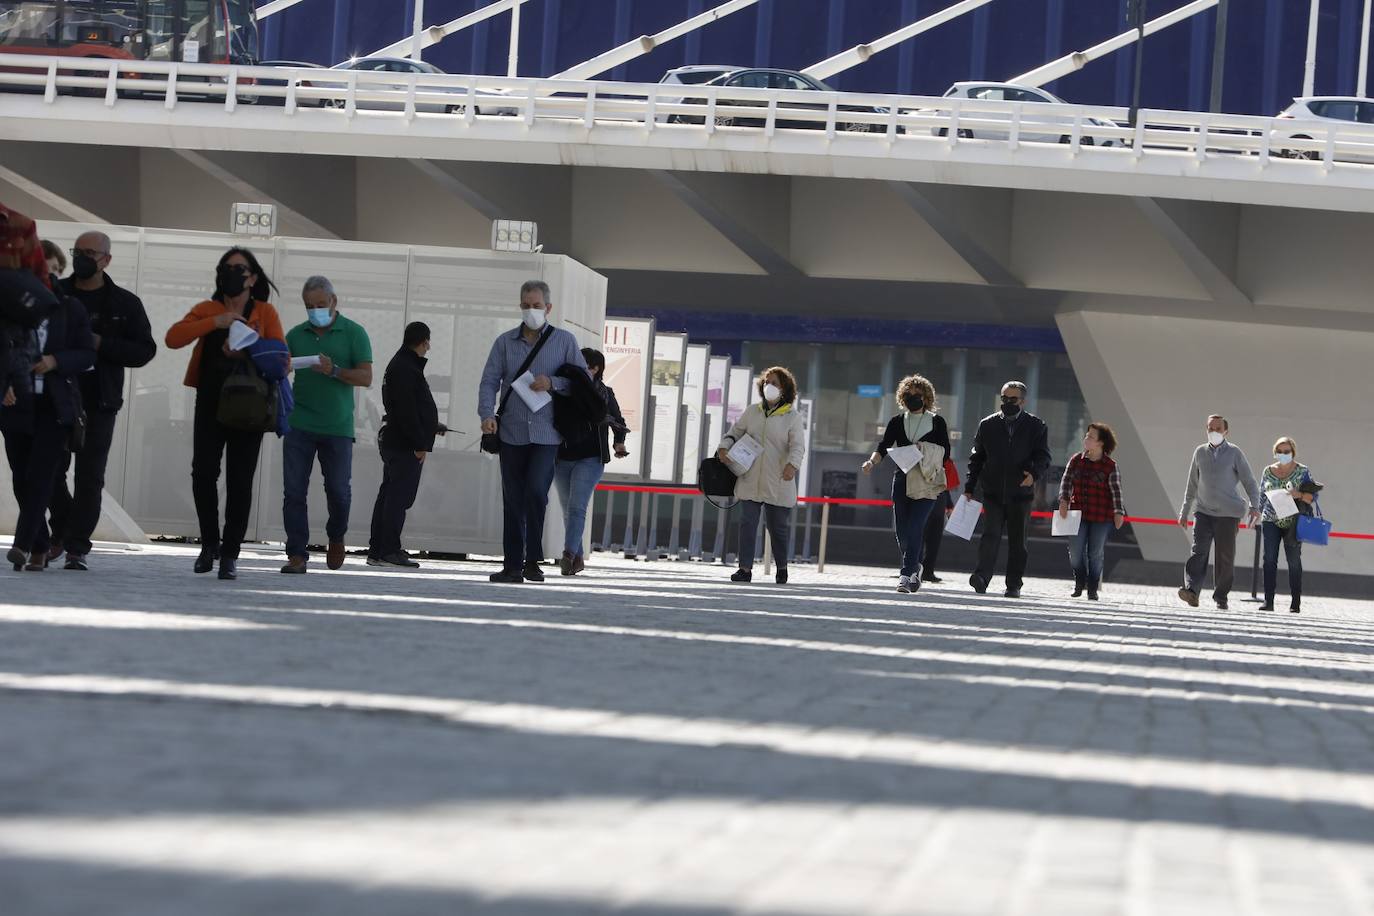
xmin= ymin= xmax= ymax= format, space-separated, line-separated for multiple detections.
xmin=572 ymin=553 xmax=585 ymax=575
xmin=280 ymin=556 xmax=308 ymax=574
xmin=327 ymin=541 xmax=346 ymax=570
xmin=46 ymin=542 xmax=65 ymax=563
xmin=1177 ymin=588 xmax=1199 ymax=607
xmin=559 ymin=550 xmax=574 ymax=576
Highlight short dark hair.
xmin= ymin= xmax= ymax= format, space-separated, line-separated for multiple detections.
xmin=40 ymin=239 xmax=66 ymax=273
xmin=214 ymin=246 xmax=278 ymax=303
xmin=520 ymin=279 xmax=551 ymax=303
xmin=581 ymin=347 xmax=605 ymax=375
xmin=403 ymin=321 xmax=431 ymax=348
xmin=757 ymin=366 xmax=798 ymax=405
xmin=1086 ymin=422 xmax=1118 ymax=456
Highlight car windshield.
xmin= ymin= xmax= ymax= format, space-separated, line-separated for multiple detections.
xmin=224 ymin=0 xmax=258 ymax=65
xmin=673 ymin=70 xmax=731 ymax=85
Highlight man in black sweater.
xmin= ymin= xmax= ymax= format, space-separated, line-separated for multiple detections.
xmin=367 ymin=321 xmax=443 ymax=568
xmin=48 ymin=231 xmax=156 ymax=571
xmin=963 ymin=380 xmax=1052 ymax=598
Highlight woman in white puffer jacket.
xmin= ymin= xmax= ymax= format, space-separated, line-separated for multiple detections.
xmin=716 ymin=366 xmax=805 ymax=585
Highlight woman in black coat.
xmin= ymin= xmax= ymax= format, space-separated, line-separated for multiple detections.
xmin=2 ymin=290 xmax=95 ymax=570
xmin=861 ymin=374 xmax=950 ymax=594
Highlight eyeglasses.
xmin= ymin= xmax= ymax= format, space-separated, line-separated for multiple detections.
xmin=70 ymin=248 xmax=109 ymax=259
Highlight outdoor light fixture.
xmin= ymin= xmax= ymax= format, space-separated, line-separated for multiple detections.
xmin=231 ymin=202 xmax=277 ymax=237
xmin=491 ymin=219 xmax=538 ymax=252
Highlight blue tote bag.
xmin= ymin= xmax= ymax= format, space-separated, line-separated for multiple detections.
xmin=1296 ymin=497 xmax=1331 ymax=546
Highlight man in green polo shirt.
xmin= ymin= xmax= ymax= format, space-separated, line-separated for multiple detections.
xmin=280 ymin=275 xmax=373 ymax=573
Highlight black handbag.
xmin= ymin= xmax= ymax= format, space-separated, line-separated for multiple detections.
xmin=482 ymin=325 xmax=553 ymax=455
xmin=697 ymin=456 xmax=739 ymax=510
xmin=216 ymin=360 xmax=278 ymax=433
xmin=68 ymin=407 xmax=87 ymax=453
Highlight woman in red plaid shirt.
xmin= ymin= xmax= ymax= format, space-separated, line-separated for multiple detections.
xmin=1057 ymin=422 xmax=1126 ymax=601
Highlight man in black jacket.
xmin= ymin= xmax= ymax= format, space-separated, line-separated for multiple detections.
xmin=963 ymin=380 xmax=1052 ymax=598
xmin=367 ymin=321 xmax=444 ymax=568
xmin=47 ymin=232 xmax=156 ymax=571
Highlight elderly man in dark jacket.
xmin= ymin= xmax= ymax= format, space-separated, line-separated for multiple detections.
xmin=2 ymin=287 xmax=95 ymax=571
xmin=367 ymin=321 xmax=444 ymax=569
xmin=47 ymin=231 xmax=156 ymax=570
xmin=964 ymin=380 xmax=1052 ymax=598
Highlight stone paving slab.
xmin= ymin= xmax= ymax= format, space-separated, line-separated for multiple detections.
xmin=1 ymin=541 xmax=1372 ymax=915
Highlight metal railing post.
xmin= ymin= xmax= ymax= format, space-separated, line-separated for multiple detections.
xmin=817 ymin=502 xmax=832 ymax=573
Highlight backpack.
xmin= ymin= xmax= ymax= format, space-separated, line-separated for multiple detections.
xmin=553 ymin=363 xmax=608 ymax=446
xmin=217 ymin=360 xmax=279 ymax=433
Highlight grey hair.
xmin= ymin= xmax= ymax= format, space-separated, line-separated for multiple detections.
xmin=302 ymin=275 xmax=335 ymax=299
xmin=520 ymin=279 xmax=551 ymax=303
xmin=76 ymin=230 xmax=112 ymax=254
xmin=1002 ymin=380 xmax=1029 ymax=396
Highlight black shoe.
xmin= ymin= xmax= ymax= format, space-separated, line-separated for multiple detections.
xmin=1260 ymin=601 xmax=1275 ymax=611
xmin=920 ymin=574 xmax=941 ymax=584
xmin=1215 ymin=599 xmax=1228 ymax=610
xmin=522 ymin=561 xmax=545 ymax=582
xmin=217 ymin=557 xmax=238 ymax=580
xmin=7 ymin=546 xmax=26 ymax=571
xmin=381 ymin=552 xmax=420 ymax=568
xmin=194 ymin=546 xmax=218 ymax=574
xmin=489 ymin=569 xmax=524 ymax=583
xmin=64 ymin=554 xmax=88 ymax=571
xmin=1290 ymin=603 xmax=1301 ymax=614
xmin=1072 ymin=571 xmax=1086 ymax=598
xmin=731 ymin=569 xmax=752 ymax=583
xmin=775 ymin=569 xmax=788 ymax=585
xmin=559 ymin=550 xmax=575 ymax=576
xmin=969 ymin=573 xmax=988 ymax=594
xmin=1086 ymin=577 xmax=1100 ymax=601
xmin=1005 ymin=587 xmax=1022 ymax=599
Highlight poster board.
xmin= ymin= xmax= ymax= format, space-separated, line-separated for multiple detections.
xmin=649 ymin=331 xmax=687 ymax=483
xmin=705 ymin=354 xmax=731 ymax=466
xmin=679 ymin=344 xmax=710 ymax=485
xmin=602 ymin=317 xmax=654 ymax=480
xmin=726 ymin=364 xmax=753 ymax=430
xmin=796 ymin=397 xmax=815 ymax=498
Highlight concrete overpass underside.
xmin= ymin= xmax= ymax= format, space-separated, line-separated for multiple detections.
xmin=3 ymin=138 xmax=1371 ymax=576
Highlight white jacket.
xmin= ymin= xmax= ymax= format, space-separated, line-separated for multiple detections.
xmin=720 ymin=402 xmax=806 ymax=508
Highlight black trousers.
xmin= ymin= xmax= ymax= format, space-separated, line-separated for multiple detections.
xmin=1185 ymin=511 xmax=1240 ymax=602
xmin=369 ymin=446 xmax=424 ymax=558
xmin=974 ymin=497 xmax=1031 ymax=590
xmin=191 ymin=397 xmax=264 ymax=559
xmin=48 ymin=407 xmax=119 ymax=557
xmin=921 ymin=489 xmax=952 ymax=576
xmin=3 ymin=397 xmax=67 ymax=556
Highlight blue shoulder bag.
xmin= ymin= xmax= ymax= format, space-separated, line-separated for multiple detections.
xmin=1296 ymin=495 xmax=1331 ymax=546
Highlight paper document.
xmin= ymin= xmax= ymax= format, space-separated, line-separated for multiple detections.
xmin=945 ymin=496 xmax=982 ymax=541
xmin=1265 ymin=487 xmax=1299 ymax=519
xmin=511 ymin=371 xmax=553 ymax=412
xmin=726 ymin=435 xmax=764 ymax=473
xmin=290 ymin=355 xmax=321 ymax=370
xmin=1052 ymin=510 xmax=1083 ymax=537
xmin=886 ymin=444 xmax=921 ymax=475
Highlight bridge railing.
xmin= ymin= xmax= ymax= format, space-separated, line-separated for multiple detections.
xmin=6 ymin=53 xmax=1374 ymax=169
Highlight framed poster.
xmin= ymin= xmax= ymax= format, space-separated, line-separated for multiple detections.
xmin=796 ymin=398 xmax=815 ymax=498
xmin=649 ymin=331 xmax=687 ymax=483
xmin=602 ymin=317 xmax=654 ymax=480
xmin=705 ymin=354 xmax=730 ymax=465
xmin=726 ymin=364 xmax=754 ymax=430
xmin=679 ymin=343 xmax=710 ymax=485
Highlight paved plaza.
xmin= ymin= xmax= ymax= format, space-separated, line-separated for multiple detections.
xmin=1 ymin=541 xmax=1373 ymax=915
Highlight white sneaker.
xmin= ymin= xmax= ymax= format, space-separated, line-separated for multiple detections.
xmin=897 ymin=575 xmax=912 ymax=593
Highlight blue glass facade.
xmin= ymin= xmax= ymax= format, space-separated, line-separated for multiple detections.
xmin=264 ymin=0 xmax=1364 ymax=117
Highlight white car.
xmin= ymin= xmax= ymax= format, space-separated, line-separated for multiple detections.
xmin=655 ymin=65 xmax=742 ymax=122
xmin=322 ymin=57 xmax=517 ymax=115
xmin=930 ymin=82 xmax=1127 ymax=147
xmin=1272 ymin=96 xmax=1374 ymax=162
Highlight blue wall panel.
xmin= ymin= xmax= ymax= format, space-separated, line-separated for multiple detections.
xmin=261 ymin=0 xmax=1374 ymax=115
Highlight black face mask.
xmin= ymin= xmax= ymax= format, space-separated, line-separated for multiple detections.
xmin=1000 ymin=398 xmax=1022 ymax=417
xmin=71 ymin=254 xmax=100 ymax=281
xmin=217 ymin=265 xmax=248 ymax=298
xmin=903 ymin=395 xmax=924 ymax=412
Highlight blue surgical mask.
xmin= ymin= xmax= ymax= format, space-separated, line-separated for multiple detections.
xmin=1274 ymin=452 xmax=1294 ymax=465
xmin=307 ymin=307 xmax=333 ymax=328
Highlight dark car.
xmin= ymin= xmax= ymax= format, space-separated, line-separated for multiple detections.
xmin=670 ymin=68 xmax=885 ymax=132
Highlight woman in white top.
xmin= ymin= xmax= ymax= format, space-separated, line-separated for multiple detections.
xmin=716 ymin=366 xmax=806 ymax=584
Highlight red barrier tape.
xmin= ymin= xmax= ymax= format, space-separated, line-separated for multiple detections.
xmin=595 ymin=484 xmax=1374 ymax=541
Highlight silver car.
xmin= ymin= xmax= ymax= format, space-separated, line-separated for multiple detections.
xmin=931 ymin=81 xmax=1127 ymax=147
xmin=322 ymin=57 xmax=516 ymax=116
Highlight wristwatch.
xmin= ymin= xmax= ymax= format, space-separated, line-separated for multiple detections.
xmin=329 ymin=363 xmax=341 ymax=379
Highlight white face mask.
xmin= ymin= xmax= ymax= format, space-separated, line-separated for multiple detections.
xmin=521 ymin=307 xmax=547 ymax=331
xmin=1207 ymin=431 xmax=1225 ymax=447
xmin=1274 ymin=452 xmax=1294 ymax=465
xmin=762 ymin=383 xmax=781 ymax=403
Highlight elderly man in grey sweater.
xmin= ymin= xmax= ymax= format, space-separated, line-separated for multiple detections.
xmin=1177 ymin=414 xmax=1261 ymax=610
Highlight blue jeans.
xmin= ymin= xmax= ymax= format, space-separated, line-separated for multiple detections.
xmin=891 ymin=471 xmax=936 ymax=578
xmin=1262 ymin=521 xmax=1302 ymax=605
xmin=554 ymin=457 xmax=604 ymax=556
xmin=282 ymin=427 xmax=353 ymax=559
xmin=498 ymin=443 xmax=559 ymax=570
xmin=1068 ymin=520 xmax=1112 ymax=580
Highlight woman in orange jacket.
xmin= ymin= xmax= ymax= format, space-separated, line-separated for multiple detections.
xmin=165 ymin=247 xmax=285 ymax=580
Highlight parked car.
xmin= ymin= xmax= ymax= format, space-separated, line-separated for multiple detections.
xmin=1272 ymin=96 xmax=1374 ymax=162
xmin=248 ymin=60 xmax=326 ymax=106
xmin=321 ymin=57 xmax=517 ymax=115
xmin=930 ymin=82 xmax=1127 ymax=147
xmin=669 ymin=68 xmax=886 ymax=132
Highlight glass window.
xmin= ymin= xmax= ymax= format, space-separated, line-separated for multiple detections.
xmin=1319 ymin=100 xmax=1359 ymax=122
xmin=1010 ymin=88 xmax=1050 ymax=104
xmin=777 ymin=74 xmax=812 ymax=92
xmin=968 ymin=86 xmax=1006 ymax=101
xmin=674 ymin=69 xmax=730 ymax=85
xmin=0 ymin=1 xmax=59 ymax=44
xmin=1359 ymin=102 xmax=1374 ymax=124
xmin=144 ymin=0 xmax=173 ymax=60
xmin=730 ymin=71 xmax=770 ymax=90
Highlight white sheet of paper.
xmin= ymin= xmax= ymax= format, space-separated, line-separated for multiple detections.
xmin=944 ymin=495 xmax=982 ymax=541
xmin=290 ymin=355 xmax=322 ymax=370
xmin=511 ymin=371 xmax=553 ymax=412
xmin=1052 ymin=510 xmax=1083 ymax=537
xmin=887 ymin=444 xmax=921 ymax=475
xmin=1265 ymin=487 xmax=1299 ymax=519
xmin=726 ymin=435 xmax=764 ymax=473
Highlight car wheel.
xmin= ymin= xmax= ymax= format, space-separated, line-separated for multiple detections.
xmin=936 ymin=128 xmax=973 ymax=139
xmin=323 ymin=97 xmax=345 ymax=110
xmin=714 ymin=115 xmax=735 ymax=128
xmin=842 ymin=121 xmax=875 ymax=133
xmin=1280 ymin=136 xmax=1319 ymax=160
xmin=445 ymin=104 xmax=466 ymax=115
